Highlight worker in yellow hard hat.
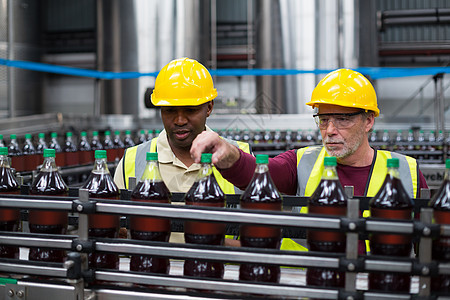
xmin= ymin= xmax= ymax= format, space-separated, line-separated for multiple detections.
xmin=113 ymin=58 xmax=250 ymax=243
xmin=190 ymin=68 xmax=428 ymax=252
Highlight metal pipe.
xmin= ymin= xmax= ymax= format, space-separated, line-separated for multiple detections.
xmin=0 ymin=234 xmax=74 ymax=249
xmin=0 ymin=197 xmax=73 ymax=210
xmin=0 ymin=261 xmax=67 ymax=278
xmin=7 ymin=0 xmax=15 ymax=118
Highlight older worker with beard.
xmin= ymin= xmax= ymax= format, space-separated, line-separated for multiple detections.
xmin=190 ymin=68 xmax=428 ymax=251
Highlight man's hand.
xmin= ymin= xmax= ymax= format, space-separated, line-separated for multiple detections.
xmin=191 ymin=131 xmax=240 ymax=169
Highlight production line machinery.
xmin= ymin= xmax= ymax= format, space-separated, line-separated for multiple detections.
xmin=0 ymin=182 xmax=448 ymax=300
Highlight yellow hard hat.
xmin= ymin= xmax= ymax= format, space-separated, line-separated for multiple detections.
xmin=151 ymin=57 xmax=217 ymax=106
xmin=306 ymin=69 xmax=379 ymax=117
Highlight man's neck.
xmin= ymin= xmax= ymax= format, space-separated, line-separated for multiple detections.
xmin=169 ymin=142 xmax=195 ymax=167
xmin=336 ymin=141 xmax=374 ymax=167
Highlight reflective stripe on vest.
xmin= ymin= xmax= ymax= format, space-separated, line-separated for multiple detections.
xmin=123 ymin=136 xmax=251 ymax=194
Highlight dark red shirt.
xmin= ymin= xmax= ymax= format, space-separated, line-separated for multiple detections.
xmin=221 ymin=148 xmax=428 ymax=196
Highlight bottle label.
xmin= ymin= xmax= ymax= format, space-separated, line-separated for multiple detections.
xmin=434 ymin=211 xmax=450 ymax=225
xmin=370 ymin=208 xmax=412 ymax=245
xmin=130 ymin=199 xmax=170 ymax=232
xmin=29 ymin=211 xmax=68 ymax=226
xmin=240 ymin=201 xmax=282 ymax=238
xmin=89 ymin=214 xmax=119 ymax=229
xmin=184 ymin=201 xmax=226 ymax=235
xmin=307 ymin=206 xmax=346 ymax=242
xmin=0 ymin=209 xmax=20 ymax=222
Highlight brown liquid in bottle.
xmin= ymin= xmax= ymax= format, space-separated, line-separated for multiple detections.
xmin=369 ymin=175 xmax=413 ymax=292
xmin=130 ymin=181 xmax=171 ymax=274
xmin=307 ymin=178 xmax=347 ymax=288
xmin=82 ymin=172 xmax=120 ymax=270
xmin=0 ymin=166 xmax=20 ymax=259
xmin=240 ymin=172 xmax=282 ymax=283
xmin=184 ymin=178 xmax=226 ymax=280
xmin=29 ymin=170 xmax=68 ymax=263
xmin=429 ymin=177 xmax=450 ymax=293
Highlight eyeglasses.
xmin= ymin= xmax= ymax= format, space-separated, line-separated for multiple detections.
xmin=313 ymin=111 xmax=364 ymax=129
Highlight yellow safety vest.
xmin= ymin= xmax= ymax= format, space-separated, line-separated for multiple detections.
xmin=285 ymin=145 xmax=419 ymax=252
xmin=122 ymin=136 xmax=251 ymax=194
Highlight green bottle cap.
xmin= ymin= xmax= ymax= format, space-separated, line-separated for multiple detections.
xmin=66 ymin=132 xmax=73 ymax=137
xmin=95 ymin=150 xmax=107 ymax=159
xmin=148 ymin=130 xmax=154 ymax=133
xmin=43 ymin=149 xmax=56 ymax=158
xmin=125 ymin=130 xmax=131 ymax=135
xmin=92 ymin=131 xmax=99 ymax=136
xmin=114 ymin=130 xmax=120 ymax=135
xmin=324 ymin=156 xmax=337 ymax=166
xmin=446 ymin=159 xmax=450 ymax=169
xmin=0 ymin=277 xmax=17 ymax=285
xmin=256 ymin=154 xmax=269 ymax=164
xmin=140 ymin=129 xmax=145 ymax=134
xmin=10 ymin=134 xmax=16 ymax=140
xmin=80 ymin=131 xmax=87 ymax=137
xmin=0 ymin=134 xmax=3 ymax=140
xmin=201 ymin=153 xmax=212 ymax=163
xmin=25 ymin=134 xmax=32 ymax=139
xmin=146 ymin=152 xmax=158 ymax=161
xmin=155 ymin=129 xmax=161 ymax=134
xmin=51 ymin=132 xmax=57 ymax=138
xmin=38 ymin=133 xmax=45 ymax=139
xmin=0 ymin=147 xmax=8 ymax=156
xmin=387 ymin=158 xmax=399 ymax=168
xmin=105 ymin=131 xmax=111 ymax=136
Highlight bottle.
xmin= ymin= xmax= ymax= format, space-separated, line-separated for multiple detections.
xmin=103 ymin=131 xmax=116 ymax=162
xmin=0 ymin=147 xmax=20 ymax=259
xmin=426 ymin=130 xmax=436 ymax=161
xmin=285 ymin=130 xmax=293 ymax=149
xmin=306 ymin=156 xmax=347 ymax=288
xmin=273 ymin=129 xmax=282 ymax=150
xmin=239 ymin=154 xmax=282 ymax=283
xmin=407 ymin=129 xmax=415 ymax=151
xmin=113 ymin=130 xmax=125 ymax=159
xmin=130 ymin=152 xmax=171 ymax=274
xmin=183 ymin=153 xmax=226 ymax=279
xmin=78 ymin=131 xmax=93 ymax=165
xmin=8 ymin=134 xmax=24 ymax=172
xmin=36 ymin=133 xmax=47 ymax=157
xmin=381 ymin=130 xmax=390 ymax=150
xmin=305 ymin=129 xmax=315 ymax=143
xmin=428 ymin=159 xmax=450 ymax=293
xmin=28 ymin=149 xmax=68 ymax=263
xmin=63 ymin=132 xmax=78 ymax=166
xmin=242 ymin=129 xmax=251 ymax=144
xmin=81 ymin=150 xmax=120 ymax=270
xmin=369 ymin=130 xmax=378 ymax=144
xmin=146 ymin=130 xmax=154 ymax=141
xmin=49 ymin=132 xmax=65 ymax=167
xmin=393 ymin=130 xmax=404 ymax=151
xmin=369 ymin=158 xmax=413 ymax=292
xmin=22 ymin=134 xmax=39 ymax=171
xmin=0 ymin=135 xmax=5 ymax=147
xmin=90 ymin=131 xmax=103 ymax=151
xmin=295 ymin=130 xmax=303 ymax=143
xmin=437 ymin=130 xmax=445 ymax=162
xmin=123 ymin=130 xmax=135 ymax=148
xmin=233 ymin=128 xmax=241 ymax=142
xmin=137 ymin=130 xmax=147 ymax=145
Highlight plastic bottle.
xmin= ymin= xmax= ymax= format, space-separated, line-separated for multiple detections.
xmin=29 ymin=149 xmax=68 ymax=262
xmin=0 ymin=135 xmax=5 ymax=147
xmin=123 ymin=130 xmax=135 ymax=148
xmin=78 ymin=131 xmax=93 ymax=164
xmin=103 ymin=131 xmax=116 ymax=162
xmin=130 ymin=152 xmax=171 ymax=274
xmin=381 ymin=130 xmax=390 ymax=150
xmin=8 ymin=134 xmax=24 ymax=172
xmin=437 ymin=130 xmax=445 ymax=162
xmin=242 ymin=129 xmax=251 ymax=144
xmin=369 ymin=130 xmax=378 ymax=144
xmin=90 ymin=131 xmax=103 ymax=151
xmin=233 ymin=128 xmax=241 ymax=142
xmin=183 ymin=153 xmax=226 ymax=279
xmin=239 ymin=154 xmax=282 ymax=283
xmin=426 ymin=130 xmax=436 ymax=161
xmin=49 ymin=132 xmax=65 ymax=167
xmin=0 ymin=147 xmax=20 ymax=258
xmin=81 ymin=150 xmax=120 ymax=270
xmin=64 ymin=132 xmax=78 ymax=166
xmin=393 ymin=130 xmax=404 ymax=151
xmin=22 ymin=134 xmax=39 ymax=171
xmin=306 ymin=156 xmax=347 ymax=288
xmin=407 ymin=129 xmax=415 ymax=151
xmin=146 ymin=130 xmax=154 ymax=142
xmin=428 ymin=158 xmax=450 ymax=293
xmin=369 ymin=158 xmax=413 ymax=292
xmin=137 ymin=130 xmax=147 ymax=145
xmin=113 ymin=130 xmax=125 ymax=159
xmin=36 ymin=133 xmax=47 ymax=157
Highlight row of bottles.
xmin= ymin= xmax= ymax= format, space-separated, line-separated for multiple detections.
xmin=369 ymin=129 xmax=445 ymax=162
xmin=0 ymin=145 xmax=448 ymax=293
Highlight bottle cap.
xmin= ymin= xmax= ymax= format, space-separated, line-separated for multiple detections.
xmin=125 ymin=130 xmax=131 ymax=135
xmin=148 ymin=129 xmax=154 ymax=134
xmin=200 ymin=153 xmax=212 ymax=163
xmin=25 ymin=134 xmax=32 ymax=139
xmin=92 ymin=131 xmax=99 ymax=136
xmin=256 ymin=154 xmax=269 ymax=164
xmin=95 ymin=150 xmax=107 ymax=159
xmin=38 ymin=133 xmax=45 ymax=139
xmin=387 ymin=158 xmax=399 ymax=168
xmin=0 ymin=134 xmax=3 ymax=139
xmin=51 ymin=132 xmax=57 ymax=138
xmin=146 ymin=152 xmax=158 ymax=161
xmin=140 ymin=129 xmax=145 ymax=134
xmin=66 ymin=132 xmax=73 ymax=137
xmin=446 ymin=159 xmax=450 ymax=169
xmin=324 ymin=156 xmax=337 ymax=166
xmin=43 ymin=149 xmax=56 ymax=158
xmin=10 ymin=134 xmax=16 ymax=140
xmin=0 ymin=147 xmax=8 ymax=156
xmin=114 ymin=130 xmax=120 ymax=135
xmin=80 ymin=131 xmax=87 ymax=137
xmin=105 ymin=131 xmax=111 ymax=136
